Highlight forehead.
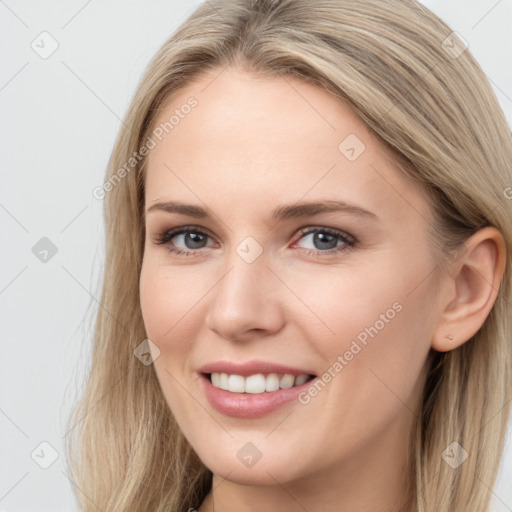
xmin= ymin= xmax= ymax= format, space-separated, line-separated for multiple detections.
xmin=144 ymin=66 xmax=431 ymax=226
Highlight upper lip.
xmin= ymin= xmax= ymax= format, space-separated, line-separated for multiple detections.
xmin=199 ymin=360 xmax=316 ymax=377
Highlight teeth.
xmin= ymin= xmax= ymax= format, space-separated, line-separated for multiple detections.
xmin=209 ymin=372 xmax=311 ymax=393
xmin=294 ymin=374 xmax=309 ymax=386
xmin=228 ymin=374 xmax=245 ymax=393
xmin=219 ymin=372 xmax=229 ymax=390
xmin=279 ymin=374 xmax=295 ymax=389
xmin=266 ymin=373 xmax=280 ymax=392
xmin=211 ymin=372 xmax=221 ymax=388
xmin=245 ymin=374 xmax=266 ymax=394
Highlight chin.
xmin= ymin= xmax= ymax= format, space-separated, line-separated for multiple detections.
xmin=205 ymin=458 xmax=303 ymax=486
xmin=191 ymin=436 xmax=312 ymax=486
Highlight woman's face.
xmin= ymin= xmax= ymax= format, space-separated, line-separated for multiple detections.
xmin=139 ymin=66 xmax=443 ymax=486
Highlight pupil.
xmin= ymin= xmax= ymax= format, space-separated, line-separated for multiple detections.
xmin=186 ymin=232 xmax=206 ymax=249
xmin=314 ymin=232 xmax=337 ymax=250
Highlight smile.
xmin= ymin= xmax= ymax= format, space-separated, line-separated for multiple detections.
xmin=209 ymin=372 xmax=313 ymax=393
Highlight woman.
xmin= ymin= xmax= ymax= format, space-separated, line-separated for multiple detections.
xmin=66 ymin=1 xmax=512 ymax=511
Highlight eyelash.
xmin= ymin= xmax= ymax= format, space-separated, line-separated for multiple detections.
xmin=153 ymin=225 xmax=357 ymax=258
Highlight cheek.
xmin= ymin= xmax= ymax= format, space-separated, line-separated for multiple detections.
xmin=283 ymin=263 xmax=404 ymax=356
xmin=139 ymin=257 xmax=208 ymax=346
xmin=291 ymin=260 xmax=434 ymax=407
xmin=139 ymin=260 xmax=206 ymax=420
xmin=280 ymin=267 xmax=433 ymax=469
xmin=296 ymin=253 xmax=434 ymax=350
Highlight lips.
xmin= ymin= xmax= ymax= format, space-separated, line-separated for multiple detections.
xmin=199 ymin=360 xmax=315 ymax=377
xmin=198 ymin=360 xmax=317 ymax=418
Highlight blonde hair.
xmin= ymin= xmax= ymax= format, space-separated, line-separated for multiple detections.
xmin=66 ymin=1 xmax=512 ymax=510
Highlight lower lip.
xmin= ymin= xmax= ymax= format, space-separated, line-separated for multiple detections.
xmin=200 ymin=373 xmax=316 ymax=418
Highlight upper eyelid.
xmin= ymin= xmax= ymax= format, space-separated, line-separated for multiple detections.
xmin=160 ymin=225 xmax=350 ymax=236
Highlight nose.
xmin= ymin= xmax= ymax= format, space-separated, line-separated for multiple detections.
xmin=204 ymin=249 xmax=286 ymax=342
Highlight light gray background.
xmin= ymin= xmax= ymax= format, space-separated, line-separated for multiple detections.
xmin=1 ymin=1 xmax=511 ymax=511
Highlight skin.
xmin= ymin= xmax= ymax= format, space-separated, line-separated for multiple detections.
xmin=139 ymin=65 xmax=506 ymax=512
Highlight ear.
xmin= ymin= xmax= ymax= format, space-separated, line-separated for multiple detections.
xmin=432 ymin=226 xmax=507 ymax=352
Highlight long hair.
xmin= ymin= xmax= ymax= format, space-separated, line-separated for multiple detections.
xmin=65 ymin=1 xmax=512 ymax=510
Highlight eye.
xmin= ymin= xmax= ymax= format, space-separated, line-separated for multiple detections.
xmin=153 ymin=226 xmax=216 ymax=256
xmin=292 ymin=226 xmax=356 ymax=256
xmin=153 ymin=225 xmax=356 ymax=258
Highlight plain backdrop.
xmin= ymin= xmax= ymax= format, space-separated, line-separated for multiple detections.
xmin=1 ymin=1 xmax=511 ymax=511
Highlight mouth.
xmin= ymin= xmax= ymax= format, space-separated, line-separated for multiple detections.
xmin=198 ymin=362 xmax=318 ymax=418
xmin=198 ymin=360 xmax=318 ymax=417
xmin=205 ymin=372 xmax=316 ymax=394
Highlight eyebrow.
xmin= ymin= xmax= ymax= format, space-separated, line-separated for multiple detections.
xmin=146 ymin=199 xmax=378 ymax=221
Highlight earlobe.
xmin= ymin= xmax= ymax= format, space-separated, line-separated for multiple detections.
xmin=431 ymin=227 xmax=506 ymax=352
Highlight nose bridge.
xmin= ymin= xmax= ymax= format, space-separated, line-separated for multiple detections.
xmin=205 ymin=242 xmax=284 ymax=339
xmin=226 ymin=247 xmax=270 ymax=299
